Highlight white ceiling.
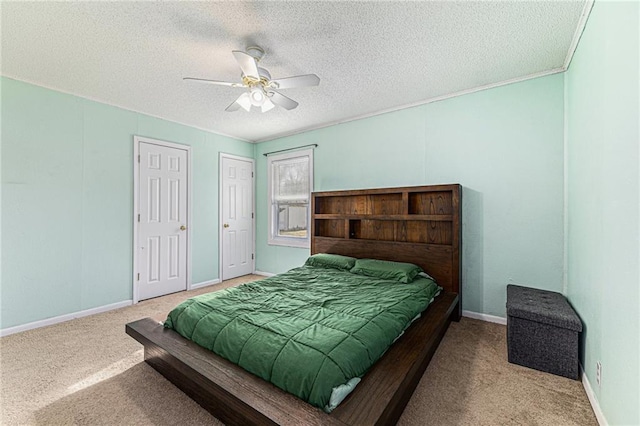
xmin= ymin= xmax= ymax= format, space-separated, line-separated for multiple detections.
xmin=2 ymin=1 xmax=588 ymax=143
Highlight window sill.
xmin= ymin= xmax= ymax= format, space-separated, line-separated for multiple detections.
xmin=267 ymin=238 xmax=310 ymax=249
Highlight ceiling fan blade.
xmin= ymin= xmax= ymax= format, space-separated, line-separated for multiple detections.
xmin=270 ymin=74 xmax=320 ymax=89
xmin=268 ymin=91 xmax=299 ymax=110
xmin=183 ymin=77 xmax=243 ymax=88
xmin=261 ymin=99 xmax=275 ymax=113
xmin=226 ymin=92 xmax=251 ymax=112
xmin=225 ymin=101 xmax=241 ymax=112
xmin=232 ymin=51 xmax=260 ymax=80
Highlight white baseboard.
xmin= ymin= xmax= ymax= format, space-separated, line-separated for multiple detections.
xmin=580 ymin=364 xmax=608 ymax=426
xmin=463 ymin=314 xmax=608 ymax=425
xmin=253 ymin=270 xmax=276 ymax=277
xmin=462 ymin=310 xmax=507 ymax=325
xmin=0 ymin=300 xmax=133 ymax=337
xmin=190 ymin=279 xmax=220 ymax=290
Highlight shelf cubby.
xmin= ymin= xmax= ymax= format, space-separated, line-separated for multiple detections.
xmin=408 ymin=191 xmax=453 ymax=215
xmin=314 ymin=218 xmax=345 ymax=238
xmin=311 ymin=185 xmax=459 ymax=247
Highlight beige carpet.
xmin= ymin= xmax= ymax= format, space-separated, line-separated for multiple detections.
xmin=1 ymin=275 xmax=597 ymax=425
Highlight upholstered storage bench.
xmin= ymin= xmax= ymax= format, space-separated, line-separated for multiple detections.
xmin=506 ymin=285 xmax=582 ymax=380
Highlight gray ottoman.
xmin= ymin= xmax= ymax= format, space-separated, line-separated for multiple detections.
xmin=506 ymin=285 xmax=582 ymax=380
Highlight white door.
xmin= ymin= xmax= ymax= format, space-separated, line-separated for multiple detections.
xmin=221 ymin=155 xmax=254 ymax=280
xmin=138 ymin=142 xmax=188 ymax=300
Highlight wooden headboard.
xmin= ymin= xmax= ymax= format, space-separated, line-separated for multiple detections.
xmin=311 ymin=184 xmax=461 ymax=297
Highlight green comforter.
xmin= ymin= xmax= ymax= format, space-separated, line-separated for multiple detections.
xmin=164 ymin=265 xmax=440 ymax=409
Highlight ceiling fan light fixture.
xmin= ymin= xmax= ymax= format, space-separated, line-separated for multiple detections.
xmin=237 ymin=93 xmax=252 ymax=112
xmin=249 ymin=86 xmax=266 ymax=106
xmin=261 ymin=99 xmax=275 ymax=113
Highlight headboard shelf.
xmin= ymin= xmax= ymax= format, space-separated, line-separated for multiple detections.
xmin=311 ymin=184 xmax=461 ymax=300
xmin=314 ymin=214 xmax=453 ymax=221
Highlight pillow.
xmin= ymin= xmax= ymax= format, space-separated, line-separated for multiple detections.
xmin=350 ymin=258 xmax=423 ymax=283
xmin=305 ymin=253 xmax=357 ymax=271
xmin=418 ymin=271 xmax=436 ymax=281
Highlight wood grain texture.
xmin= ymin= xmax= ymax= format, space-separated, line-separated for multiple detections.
xmin=310 ymin=185 xmax=459 ymax=197
xmin=408 ymin=191 xmax=453 ymax=215
xmin=315 ymin=214 xmax=453 ymax=221
xmin=314 ymin=219 xmax=345 ymax=238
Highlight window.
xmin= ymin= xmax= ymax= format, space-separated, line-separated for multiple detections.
xmin=267 ymin=148 xmax=313 ymax=248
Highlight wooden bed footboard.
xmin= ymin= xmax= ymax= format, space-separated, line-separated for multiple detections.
xmin=126 ymin=292 xmax=458 ymax=426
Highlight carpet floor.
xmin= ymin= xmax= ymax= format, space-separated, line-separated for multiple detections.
xmin=1 ymin=275 xmax=597 ymax=425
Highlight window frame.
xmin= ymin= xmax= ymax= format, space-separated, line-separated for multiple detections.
xmin=267 ymin=148 xmax=314 ymax=248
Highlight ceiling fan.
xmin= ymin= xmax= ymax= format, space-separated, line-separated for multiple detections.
xmin=184 ymin=46 xmax=320 ymax=113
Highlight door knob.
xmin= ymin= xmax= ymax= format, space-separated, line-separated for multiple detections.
xmin=180 ymin=225 xmax=186 ymax=231
xmin=223 ymin=223 xmax=229 ymax=228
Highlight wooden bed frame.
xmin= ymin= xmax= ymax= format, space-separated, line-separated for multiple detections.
xmin=126 ymin=184 xmax=461 ymax=426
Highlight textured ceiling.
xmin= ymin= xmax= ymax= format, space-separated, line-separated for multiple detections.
xmin=2 ymin=1 xmax=587 ymax=142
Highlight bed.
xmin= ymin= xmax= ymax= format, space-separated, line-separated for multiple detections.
xmin=126 ymin=184 xmax=461 ymax=425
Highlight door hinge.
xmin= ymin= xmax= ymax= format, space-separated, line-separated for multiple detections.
xmin=138 ymin=154 xmax=140 ymax=163
xmin=137 ymin=273 xmax=140 ymax=281
xmin=251 ymin=254 xmax=254 ymax=260
xmin=138 ymin=214 xmax=140 ymax=222
xmin=252 ymin=212 xmax=254 ymax=219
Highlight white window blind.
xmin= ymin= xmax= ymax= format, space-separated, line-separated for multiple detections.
xmin=267 ymin=149 xmax=313 ymax=247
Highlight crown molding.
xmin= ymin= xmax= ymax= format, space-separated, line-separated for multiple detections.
xmin=0 ymin=75 xmax=253 ymax=143
xmin=563 ymin=0 xmax=595 ymax=70
xmin=254 ymin=67 xmax=565 ymax=143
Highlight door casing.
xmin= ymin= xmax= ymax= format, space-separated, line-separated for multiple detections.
xmin=133 ymin=135 xmax=192 ymax=304
xmin=219 ymin=152 xmax=256 ymax=281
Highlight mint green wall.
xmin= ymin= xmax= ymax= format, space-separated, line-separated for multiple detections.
xmin=565 ymin=1 xmax=639 ymax=424
xmin=255 ymin=74 xmax=565 ymax=318
xmin=1 ymin=77 xmax=252 ymax=329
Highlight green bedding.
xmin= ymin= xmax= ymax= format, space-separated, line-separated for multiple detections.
xmin=164 ymin=265 xmax=440 ymax=410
